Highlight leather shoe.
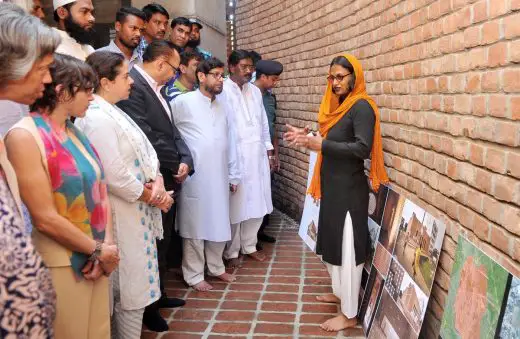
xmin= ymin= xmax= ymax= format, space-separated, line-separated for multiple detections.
xmin=258 ymin=232 xmax=276 ymax=243
xmin=143 ymin=309 xmax=168 ymax=332
xmin=158 ymin=297 xmax=186 ymax=308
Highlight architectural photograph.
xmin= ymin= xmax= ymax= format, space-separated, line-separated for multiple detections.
xmin=0 ymin=0 xmax=518 ymax=338
xmin=386 ymin=259 xmax=429 ymax=334
xmin=378 ymin=189 xmax=405 ymax=254
xmin=394 ymin=204 xmax=446 ymax=295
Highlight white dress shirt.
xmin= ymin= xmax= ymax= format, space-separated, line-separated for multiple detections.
xmin=133 ymin=65 xmax=171 ymax=121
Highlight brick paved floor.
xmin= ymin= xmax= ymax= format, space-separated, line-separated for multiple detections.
xmin=141 ymin=211 xmax=365 ymax=339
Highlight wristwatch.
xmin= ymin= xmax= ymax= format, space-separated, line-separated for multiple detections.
xmin=88 ymin=240 xmax=103 ymax=262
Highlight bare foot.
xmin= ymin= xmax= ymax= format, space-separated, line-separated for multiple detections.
xmin=316 ymin=294 xmax=340 ymax=304
xmin=225 ymin=257 xmax=241 ymax=269
xmin=215 ymin=272 xmax=236 ymax=283
xmin=320 ymin=315 xmax=357 ymax=332
xmin=192 ymin=280 xmax=213 ymax=291
xmin=247 ymin=251 xmax=266 ymax=262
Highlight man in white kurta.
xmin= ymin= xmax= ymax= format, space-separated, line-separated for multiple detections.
xmin=222 ymin=50 xmax=274 ymax=267
xmin=171 ymin=58 xmax=240 ymax=291
xmin=53 ymin=0 xmax=96 ymax=61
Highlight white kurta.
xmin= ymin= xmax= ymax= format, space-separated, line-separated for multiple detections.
xmin=171 ymin=90 xmax=240 ymax=242
xmin=54 ymin=28 xmax=94 ymax=61
xmin=75 ymin=96 xmax=160 ymax=310
xmin=222 ymin=78 xmax=274 ymax=224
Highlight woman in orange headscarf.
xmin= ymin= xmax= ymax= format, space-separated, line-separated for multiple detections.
xmin=285 ymin=54 xmax=388 ymax=331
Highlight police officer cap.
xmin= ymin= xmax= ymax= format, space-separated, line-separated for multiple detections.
xmin=256 ymin=60 xmax=283 ymax=76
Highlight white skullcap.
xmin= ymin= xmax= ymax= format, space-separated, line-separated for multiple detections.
xmin=53 ymin=0 xmax=76 ymax=10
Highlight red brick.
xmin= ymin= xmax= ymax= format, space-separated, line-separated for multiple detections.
xmin=220 ymin=300 xmax=258 ymax=310
xmin=262 ymin=293 xmax=298 ymax=302
xmin=254 ymin=323 xmax=294 ymax=334
xmin=302 ymin=279 xmax=330 ymax=287
xmin=507 ymin=151 xmax=520 ymax=178
xmin=226 ymin=291 xmax=261 ymax=301
xmin=187 ymin=290 xmax=223 ymax=300
xmin=482 ymin=21 xmax=500 ymax=45
xmin=229 ymin=284 xmax=264 ymax=291
xmin=488 ymin=42 xmax=508 ymax=67
xmin=488 ymin=94 xmax=508 ymax=118
xmin=211 ymin=323 xmax=251 ymax=334
xmin=485 ymin=147 xmax=507 ymax=174
xmin=469 ymin=143 xmax=484 ymax=166
xmin=511 ymin=96 xmax=520 ymax=120
xmin=490 ymin=226 xmax=510 ymax=253
xmin=513 ymin=0 xmax=520 ymax=9
xmin=216 ymin=311 xmax=255 ymax=321
xmin=490 ymin=0 xmax=509 ymax=18
xmin=162 ymin=334 xmax=203 ymax=339
xmin=299 ymin=313 xmax=332 ymax=324
xmin=302 ymin=303 xmax=338 ymax=313
xmin=257 ymin=312 xmax=296 ymax=323
xmin=266 ymin=284 xmax=299 ymax=293
xmin=183 ymin=299 xmax=219 ymax=309
xmin=493 ymin=175 xmax=518 ymax=202
xmin=298 ymin=325 xmax=339 ymax=337
xmin=471 ymin=95 xmax=487 ymax=116
xmin=173 ymin=309 xmax=214 ymax=321
xmin=268 ymin=276 xmax=301 ymax=284
xmin=482 ymin=71 xmax=500 ymax=92
xmin=167 ymin=320 xmax=209 ymax=332
xmin=261 ymin=302 xmax=297 ymax=312
xmin=503 ymin=69 xmax=520 ymax=93
xmin=475 ymin=169 xmax=493 ymax=194
xmin=482 ymin=195 xmax=504 ymax=224
xmin=503 ymin=12 xmax=520 ymax=38
xmin=463 ymin=25 xmax=480 ymax=48
xmin=472 ymin=0 xmax=488 ymax=23
xmin=465 ymin=73 xmax=481 ymax=93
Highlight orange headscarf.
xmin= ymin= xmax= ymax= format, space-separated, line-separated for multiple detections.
xmin=307 ymin=54 xmax=389 ymax=200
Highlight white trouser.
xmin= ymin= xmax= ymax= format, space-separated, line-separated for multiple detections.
xmin=111 ymin=270 xmax=144 ymax=339
xmin=224 ymin=217 xmax=263 ymax=259
xmin=182 ymin=238 xmax=226 ymax=286
xmin=325 ymin=212 xmax=364 ymax=319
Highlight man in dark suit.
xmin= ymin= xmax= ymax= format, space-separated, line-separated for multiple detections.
xmin=117 ymin=40 xmax=193 ymax=332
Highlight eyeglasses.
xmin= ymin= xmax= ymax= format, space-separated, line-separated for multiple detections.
xmin=238 ymin=64 xmax=255 ymax=71
xmin=207 ymin=72 xmax=225 ymax=80
xmin=164 ymin=60 xmax=179 ymax=74
xmin=327 ymin=73 xmax=351 ymax=82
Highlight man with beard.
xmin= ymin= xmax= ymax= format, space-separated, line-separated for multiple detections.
xmin=171 ymin=57 xmax=240 ymax=291
xmin=164 ymin=50 xmax=201 ymax=103
xmin=222 ymin=50 xmax=275 ymax=268
xmin=185 ymin=18 xmax=212 ymax=60
xmin=97 ymin=7 xmax=145 ymax=70
xmin=53 ymin=0 xmax=95 ymax=60
xmin=137 ymin=3 xmax=169 ymax=59
xmin=169 ymin=16 xmax=191 ymax=50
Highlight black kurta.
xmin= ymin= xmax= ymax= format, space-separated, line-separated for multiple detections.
xmin=315 ymin=99 xmax=375 ymax=266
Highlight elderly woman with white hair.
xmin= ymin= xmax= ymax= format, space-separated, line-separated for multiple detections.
xmin=0 ymin=3 xmax=61 ymax=338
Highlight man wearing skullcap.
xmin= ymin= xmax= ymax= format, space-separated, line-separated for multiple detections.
xmin=254 ymin=60 xmax=283 ymax=246
xmin=52 ymin=0 xmax=95 ymax=60
xmin=185 ymin=18 xmax=212 ymax=60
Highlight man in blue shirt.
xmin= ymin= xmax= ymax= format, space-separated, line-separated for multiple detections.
xmin=137 ymin=3 xmax=169 ymax=59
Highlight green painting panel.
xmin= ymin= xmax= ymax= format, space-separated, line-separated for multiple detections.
xmin=440 ymin=235 xmax=509 ymax=339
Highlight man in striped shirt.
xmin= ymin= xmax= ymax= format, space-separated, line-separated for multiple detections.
xmin=164 ymin=50 xmax=202 ymax=103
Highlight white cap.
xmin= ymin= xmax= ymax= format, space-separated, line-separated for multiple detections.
xmin=53 ymin=0 xmax=76 ymax=10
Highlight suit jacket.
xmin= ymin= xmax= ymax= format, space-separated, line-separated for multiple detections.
xmin=117 ymin=68 xmax=193 ymax=191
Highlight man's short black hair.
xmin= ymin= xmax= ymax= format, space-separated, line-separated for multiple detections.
xmin=143 ymin=40 xmax=181 ymax=63
xmin=171 ymin=16 xmax=191 ymax=30
xmin=249 ymin=50 xmax=262 ymax=65
xmin=180 ymin=50 xmax=202 ymax=66
xmin=142 ymin=3 xmax=169 ymax=22
xmin=228 ymin=49 xmax=252 ymax=66
xmin=116 ymin=7 xmax=146 ymax=23
xmin=196 ymin=57 xmax=225 ymax=83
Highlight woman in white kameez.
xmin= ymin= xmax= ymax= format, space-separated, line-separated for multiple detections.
xmin=75 ymin=51 xmax=173 ymax=339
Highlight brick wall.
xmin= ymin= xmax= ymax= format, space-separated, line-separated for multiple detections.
xmin=234 ymin=0 xmax=520 ymax=337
